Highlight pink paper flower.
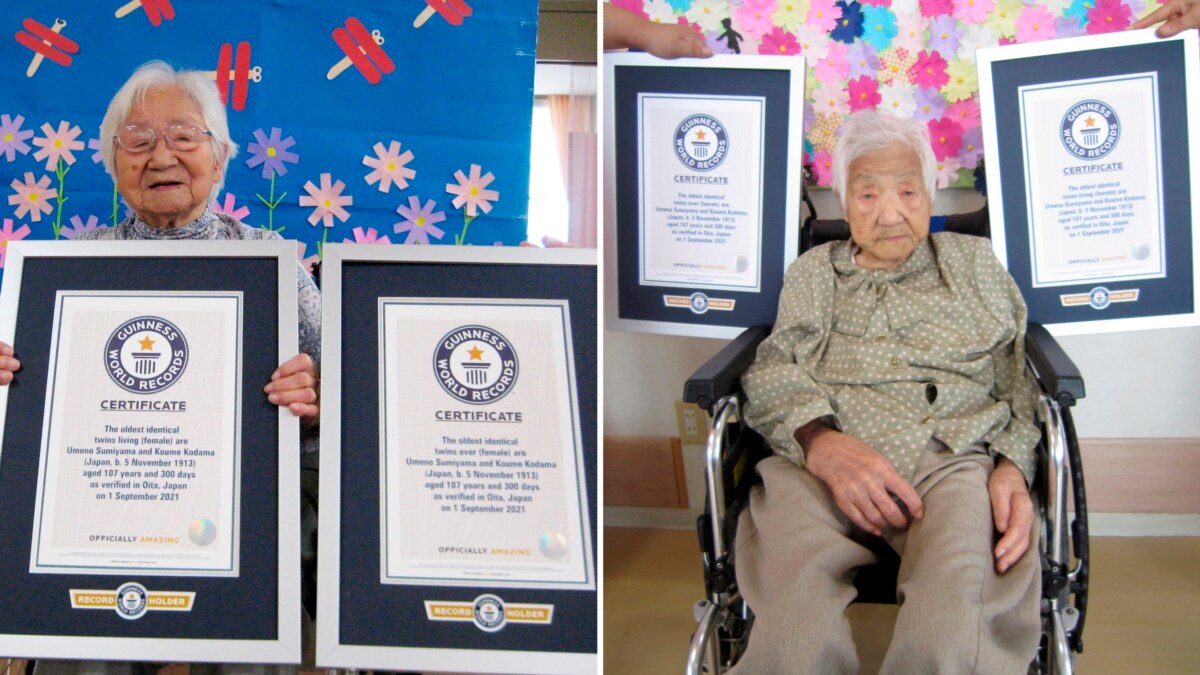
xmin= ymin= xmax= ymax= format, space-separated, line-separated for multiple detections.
xmin=31 ymin=121 xmax=84 ymax=171
xmin=812 ymin=82 xmax=851 ymax=117
xmin=807 ymin=0 xmax=844 ymax=31
xmin=299 ymin=173 xmax=353 ymax=227
xmin=362 ymin=140 xmax=416 ymax=193
xmin=213 ymin=193 xmax=251 ymax=221
xmin=295 ymin=242 xmax=320 ymax=276
xmin=0 ymin=218 xmax=31 ymax=268
xmin=446 ymin=164 xmax=500 ymax=217
xmin=920 ymin=0 xmax=955 ymax=16
xmin=7 ymin=172 xmax=56 ymax=222
xmin=928 ymin=117 xmax=964 ymax=161
xmin=935 ymin=156 xmax=964 ymax=189
xmin=0 ymin=115 xmax=35 ymax=162
xmin=1015 ymin=5 xmax=1057 ymax=41
xmin=394 ymin=195 xmax=448 ymax=245
xmin=1086 ymin=0 xmax=1132 ymax=33
xmin=61 ymin=214 xmax=109 ymax=239
xmin=946 ymin=97 xmax=981 ymax=129
xmin=952 ymin=0 xmax=994 ymax=24
xmin=811 ymin=150 xmax=835 ymax=187
xmin=910 ymin=50 xmax=949 ymax=89
xmin=848 ymin=75 xmax=882 ymax=111
xmin=342 ymin=226 xmax=391 ymax=245
xmin=814 ymin=42 xmax=851 ymax=84
xmin=759 ymin=27 xmax=801 ymax=55
xmin=734 ymin=0 xmax=779 ymax=41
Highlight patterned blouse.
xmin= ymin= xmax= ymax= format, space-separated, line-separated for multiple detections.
xmin=742 ymin=232 xmax=1041 ymax=484
xmin=75 ymin=208 xmax=322 ymax=454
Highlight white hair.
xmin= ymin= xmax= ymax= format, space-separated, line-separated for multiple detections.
xmin=832 ymin=111 xmax=936 ymax=210
xmin=99 ymin=60 xmax=238 ymax=202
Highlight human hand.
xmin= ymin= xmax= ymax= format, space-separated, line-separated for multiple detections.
xmin=265 ymin=352 xmax=319 ymax=427
xmin=1131 ymin=0 xmax=1200 ymax=37
xmin=988 ymin=456 xmax=1034 ymax=574
xmin=642 ymin=22 xmax=714 ymax=59
xmin=799 ymin=421 xmax=924 ymax=536
xmin=0 ymin=341 xmax=18 ymax=385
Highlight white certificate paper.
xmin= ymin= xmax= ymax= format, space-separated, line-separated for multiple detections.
xmin=1020 ymin=73 xmax=1166 ymax=288
xmin=378 ymin=299 xmax=594 ymax=590
xmin=30 ymin=292 xmax=242 ymax=576
xmin=638 ymin=94 xmax=765 ymax=291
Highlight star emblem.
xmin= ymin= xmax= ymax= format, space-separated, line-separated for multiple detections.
xmin=1084 ymin=116 xmax=1097 ymax=127
xmin=467 ymin=345 xmax=485 ymax=360
xmin=138 ymin=336 xmax=156 ymax=350
xmin=694 ymin=129 xmax=707 ymax=141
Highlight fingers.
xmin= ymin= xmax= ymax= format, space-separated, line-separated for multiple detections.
xmin=995 ymin=493 xmax=1034 ymax=573
xmin=885 ymin=476 xmax=925 ymax=522
xmin=1131 ymin=3 xmax=1176 ymax=30
xmin=0 ymin=341 xmax=13 ymax=357
xmin=990 ymin=481 xmax=1011 ymax=534
xmin=265 ymin=353 xmax=319 ymax=420
xmin=271 ymin=352 xmax=315 ymax=381
xmin=0 ymin=349 xmax=20 ymax=386
xmin=1161 ymin=5 xmax=1200 ymax=36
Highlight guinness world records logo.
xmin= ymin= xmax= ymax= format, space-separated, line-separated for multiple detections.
xmin=433 ymin=325 xmax=519 ymax=405
xmin=473 ymin=594 xmax=507 ymax=632
xmin=1060 ymin=100 xmax=1120 ymax=160
xmin=104 ymin=316 xmax=189 ymax=394
xmin=115 ymin=582 xmax=149 ymax=620
xmin=674 ymin=114 xmax=729 ymax=172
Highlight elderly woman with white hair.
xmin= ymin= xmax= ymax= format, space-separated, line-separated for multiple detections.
xmin=0 ymin=60 xmax=321 ymax=432
xmin=731 ymin=111 xmax=1042 ymax=673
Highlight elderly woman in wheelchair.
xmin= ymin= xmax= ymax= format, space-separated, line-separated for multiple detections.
xmin=685 ymin=110 xmax=1089 ymax=674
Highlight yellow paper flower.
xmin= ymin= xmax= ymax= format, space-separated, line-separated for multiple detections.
xmin=941 ymin=58 xmax=977 ymax=103
xmin=985 ymin=0 xmax=1021 ymax=38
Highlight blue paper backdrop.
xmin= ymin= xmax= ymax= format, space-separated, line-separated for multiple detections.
xmin=1 ymin=0 xmax=537 ymax=285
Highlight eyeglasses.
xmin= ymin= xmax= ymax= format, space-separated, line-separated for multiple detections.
xmin=114 ymin=124 xmax=214 ymax=153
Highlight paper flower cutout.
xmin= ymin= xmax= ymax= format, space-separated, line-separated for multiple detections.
xmin=87 ymin=137 xmax=105 ymax=164
xmin=735 ymin=0 xmax=780 ymax=40
xmin=1086 ymin=0 xmax=1131 ymax=32
xmin=246 ymin=127 xmax=300 ymax=178
xmin=894 ymin=14 xmax=927 ymax=52
xmin=921 ymin=0 xmax=955 ymax=17
xmin=0 ymin=218 xmax=31 ymax=268
xmin=942 ymin=58 xmax=977 ymax=102
xmin=985 ymin=0 xmax=1021 ymax=36
xmin=935 ymin=156 xmax=964 ymax=189
xmin=879 ymin=81 xmax=918 ymax=118
xmin=1054 ymin=13 xmax=1089 ymax=37
xmin=446 ymin=164 xmax=499 ymax=217
xmin=646 ymin=0 xmax=679 ymax=23
xmin=342 ymin=226 xmax=391 ymax=245
xmin=928 ymin=117 xmax=964 ymax=160
xmin=911 ymin=50 xmax=949 ymax=89
xmin=928 ymin=15 xmax=963 ymax=55
xmin=959 ymin=127 xmax=985 ymax=167
xmin=394 ymin=196 xmax=447 ymax=245
xmin=808 ymin=0 xmax=844 ymax=31
xmin=31 ymin=121 xmax=84 ymax=171
xmin=914 ymin=87 xmax=947 ymax=121
xmin=299 ymin=173 xmax=353 ymax=227
xmin=811 ymin=150 xmax=835 ymax=187
xmin=830 ymin=0 xmax=865 ymax=43
xmin=1016 ymin=5 xmax=1058 ymax=41
xmin=848 ymin=75 xmax=882 ymax=111
xmin=861 ymin=5 xmax=899 ymax=50
xmin=61 ymin=214 xmax=109 ymax=239
xmin=295 ymin=242 xmax=320 ymax=276
xmin=687 ymin=0 xmax=728 ymax=32
xmin=760 ymin=26 xmax=802 ymax=54
xmin=946 ymin=97 xmax=981 ymax=129
xmin=0 ymin=114 xmax=35 ymax=162
xmin=8 ymin=172 xmax=56 ymax=222
xmin=213 ymin=193 xmax=251 ymax=221
xmin=362 ymin=140 xmax=416 ymax=193
xmin=877 ymin=46 xmax=917 ymax=84
xmin=847 ymin=40 xmax=880 ymax=78
xmin=795 ymin=25 xmax=833 ymax=59
xmin=952 ymin=0 xmax=994 ymax=23
xmin=773 ymin=0 xmax=811 ymax=31
xmin=815 ymin=42 xmax=852 ymax=84
xmin=812 ymin=82 xmax=852 ymax=116
xmin=957 ymin=23 xmax=998 ymax=60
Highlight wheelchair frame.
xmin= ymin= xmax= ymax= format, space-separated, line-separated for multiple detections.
xmin=682 ymin=266 xmax=1090 ymax=674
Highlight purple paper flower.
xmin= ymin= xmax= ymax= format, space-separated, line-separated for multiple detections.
xmin=928 ymin=16 xmax=962 ymax=56
xmin=914 ymin=87 xmax=947 ymax=121
xmin=0 ymin=114 xmax=35 ymax=162
xmin=394 ymin=196 xmax=447 ymax=245
xmin=0 ymin=218 xmax=32 ymax=268
xmin=846 ymin=40 xmax=880 ymax=79
xmin=246 ymin=127 xmax=300 ymax=178
xmin=87 ymin=137 xmax=105 ymax=164
xmin=959 ymin=127 xmax=985 ymax=167
xmin=61 ymin=214 xmax=109 ymax=239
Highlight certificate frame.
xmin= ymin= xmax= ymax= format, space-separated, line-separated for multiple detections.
xmin=316 ymin=245 xmax=597 ymax=674
xmin=979 ymin=29 xmax=1200 ymax=335
xmin=0 ymin=240 xmax=301 ymax=664
xmin=605 ymin=53 xmax=806 ymax=339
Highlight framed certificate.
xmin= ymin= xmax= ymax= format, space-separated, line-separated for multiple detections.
xmin=979 ymin=29 xmax=1200 ymax=335
xmin=317 ymin=245 xmax=597 ymax=674
xmin=0 ymin=240 xmax=300 ymax=663
xmin=605 ymin=53 xmax=806 ymax=338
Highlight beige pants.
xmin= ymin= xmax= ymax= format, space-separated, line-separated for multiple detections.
xmin=730 ymin=445 xmax=1041 ymax=674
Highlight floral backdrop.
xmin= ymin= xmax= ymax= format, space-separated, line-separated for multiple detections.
xmin=609 ymin=0 xmax=1168 ymax=189
xmin=0 ymin=0 xmax=537 ymax=283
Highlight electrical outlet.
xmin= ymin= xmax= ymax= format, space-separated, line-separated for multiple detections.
xmin=674 ymin=399 xmax=708 ymax=445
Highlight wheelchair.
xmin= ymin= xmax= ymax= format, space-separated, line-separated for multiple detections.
xmin=683 ymin=208 xmax=1090 ymax=674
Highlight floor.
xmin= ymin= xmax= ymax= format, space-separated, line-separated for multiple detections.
xmin=604 ymin=527 xmax=1200 ymax=674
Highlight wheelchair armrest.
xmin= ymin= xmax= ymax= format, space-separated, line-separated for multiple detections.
xmin=684 ymin=325 xmax=773 ymax=413
xmin=1025 ymin=323 xmax=1085 ymax=407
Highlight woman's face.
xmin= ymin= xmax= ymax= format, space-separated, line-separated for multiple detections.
xmin=114 ymin=86 xmax=220 ymax=229
xmin=844 ymin=143 xmax=932 ymax=270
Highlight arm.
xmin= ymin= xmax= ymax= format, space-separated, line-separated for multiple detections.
xmin=1131 ymin=0 xmax=1200 ymax=37
xmin=263 ymin=263 xmax=322 ymax=428
xmin=603 ymin=4 xmax=713 ymax=58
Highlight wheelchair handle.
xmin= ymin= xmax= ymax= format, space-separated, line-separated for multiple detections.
xmin=706 ymin=395 xmax=739 ymax=564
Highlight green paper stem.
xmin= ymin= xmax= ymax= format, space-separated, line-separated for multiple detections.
xmin=53 ymin=157 xmax=70 ymax=239
xmin=455 ymin=212 xmax=476 ymax=246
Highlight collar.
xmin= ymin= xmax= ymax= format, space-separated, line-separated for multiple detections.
xmin=125 ymin=208 xmax=219 ymax=239
xmin=830 ymin=238 xmax=937 ymax=336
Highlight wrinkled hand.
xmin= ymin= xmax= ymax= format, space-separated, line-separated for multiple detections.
xmin=0 ymin=341 xmax=18 ymax=385
xmin=798 ymin=421 xmax=924 ymax=536
xmin=264 ymin=353 xmax=319 ymax=428
xmin=642 ymin=23 xmax=714 ymax=59
xmin=989 ymin=456 xmax=1033 ymax=574
xmin=1131 ymin=0 xmax=1200 ymax=37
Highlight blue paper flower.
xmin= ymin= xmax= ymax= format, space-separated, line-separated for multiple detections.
xmin=860 ymin=5 xmax=898 ymax=51
xmin=830 ymin=1 xmax=865 ymax=44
